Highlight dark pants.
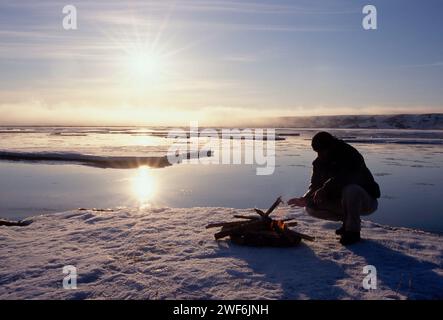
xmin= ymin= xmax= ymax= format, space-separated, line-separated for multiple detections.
xmin=305 ymin=184 xmax=378 ymax=232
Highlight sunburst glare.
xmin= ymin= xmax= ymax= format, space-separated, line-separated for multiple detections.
xmin=101 ymin=7 xmax=188 ymax=89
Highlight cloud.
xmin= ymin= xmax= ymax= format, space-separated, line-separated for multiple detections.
xmin=0 ymin=0 xmax=351 ymax=62
xmin=2 ymin=0 xmax=357 ymax=15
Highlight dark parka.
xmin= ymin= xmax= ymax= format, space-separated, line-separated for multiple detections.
xmin=305 ymin=138 xmax=381 ymax=201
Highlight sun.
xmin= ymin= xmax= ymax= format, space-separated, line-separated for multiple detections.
xmin=125 ymin=49 xmax=167 ymax=84
xmin=105 ymin=25 xmax=176 ymax=87
xmin=101 ymin=9 xmax=205 ymax=101
xmin=102 ymin=9 xmax=199 ymax=91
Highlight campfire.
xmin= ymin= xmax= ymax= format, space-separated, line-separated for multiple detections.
xmin=206 ymin=197 xmax=314 ymax=247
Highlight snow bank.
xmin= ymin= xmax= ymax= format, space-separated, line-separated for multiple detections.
xmin=0 ymin=207 xmax=442 ymax=300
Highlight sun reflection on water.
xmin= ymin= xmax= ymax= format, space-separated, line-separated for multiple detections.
xmin=132 ymin=166 xmax=156 ymax=207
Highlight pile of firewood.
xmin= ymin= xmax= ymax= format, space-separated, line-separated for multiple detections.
xmin=206 ymin=197 xmax=314 ymax=247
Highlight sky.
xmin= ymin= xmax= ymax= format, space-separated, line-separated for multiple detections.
xmin=0 ymin=0 xmax=442 ymax=125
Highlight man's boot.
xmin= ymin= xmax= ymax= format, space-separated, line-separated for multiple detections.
xmin=339 ymin=231 xmax=361 ymax=245
xmin=335 ymin=224 xmax=345 ymax=235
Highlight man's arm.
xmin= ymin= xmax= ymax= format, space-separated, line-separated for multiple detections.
xmin=288 ymin=158 xmax=323 ymax=207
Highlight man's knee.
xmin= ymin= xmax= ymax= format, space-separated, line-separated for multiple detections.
xmin=342 ymin=184 xmax=378 ymax=215
xmin=342 ymin=184 xmax=366 ymax=199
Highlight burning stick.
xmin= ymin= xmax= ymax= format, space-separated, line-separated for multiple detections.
xmin=206 ymin=221 xmax=247 ymax=229
xmin=265 ymin=196 xmax=282 ymax=216
xmin=233 ymin=215 xmax=260 ymax=220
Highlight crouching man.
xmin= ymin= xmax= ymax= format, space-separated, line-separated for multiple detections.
xmin=288 ymin=132 xmax=380 ymax=245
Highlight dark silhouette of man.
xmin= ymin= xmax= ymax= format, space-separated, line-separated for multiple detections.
xmin=288 ymin=132 xmax=380 ymax=245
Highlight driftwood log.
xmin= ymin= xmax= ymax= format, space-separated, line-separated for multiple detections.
xmin=206 ymin=197 xmax=314 ymax=247
xmin=0 ymin=219 xmax=32 ymax=227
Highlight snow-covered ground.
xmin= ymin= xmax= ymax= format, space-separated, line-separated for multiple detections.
xmin=0 ymin=206 xmax=442 ymax=300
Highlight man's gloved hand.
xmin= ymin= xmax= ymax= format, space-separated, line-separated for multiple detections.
xmin=287 ymin=197 xmax=307 ymax=207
